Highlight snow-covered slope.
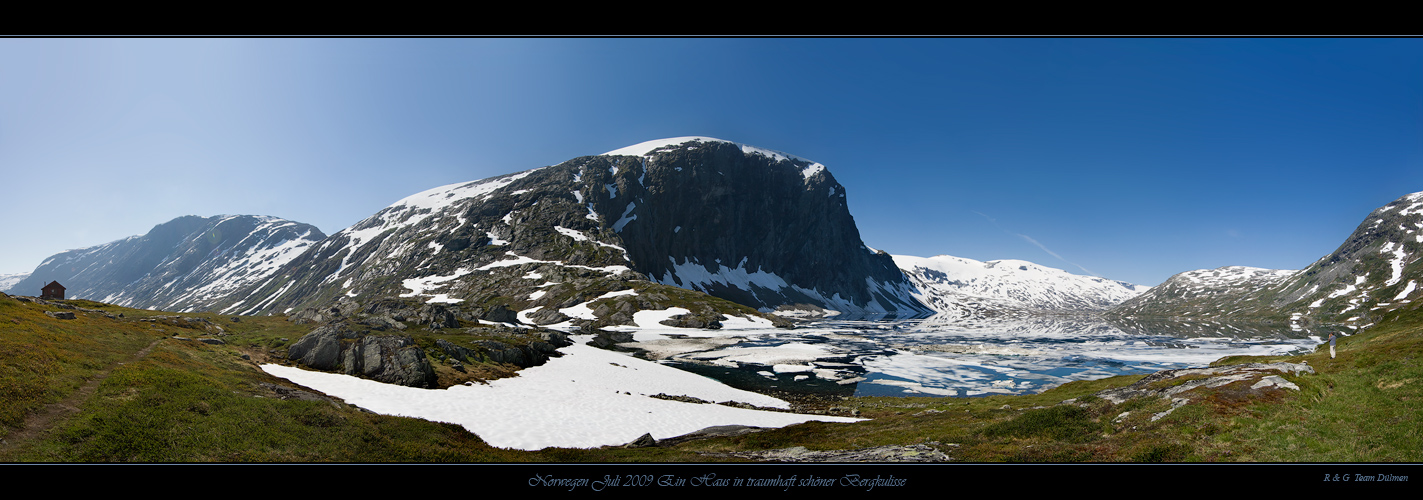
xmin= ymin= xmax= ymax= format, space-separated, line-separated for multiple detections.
xmin=0 ymin=273 xmax=30 ymax=294
xmin=6 ymin=215 xmax=325 ymax=311
xmin=893 ymin=254 xmax=1147 ymax=317
xmin=1109 ymin=266 xmax=1297 ymax=319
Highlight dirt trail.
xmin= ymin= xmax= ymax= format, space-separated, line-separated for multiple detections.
xmin=0 ymin=337 xmax=165 ymax=458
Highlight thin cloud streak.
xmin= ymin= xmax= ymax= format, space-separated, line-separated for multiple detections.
xmin=1016 ymin=233 xmax=1100 ymax=277
xmin=976 ymin=210 xmax=1100 ymax=278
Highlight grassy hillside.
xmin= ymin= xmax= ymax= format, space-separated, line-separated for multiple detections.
xmin=1 ymin=291 xmax=1418 ymax=463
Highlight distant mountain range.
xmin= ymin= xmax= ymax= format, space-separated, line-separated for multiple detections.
xmin=3 ymin=215 xmax=324 ymax=312
xmin=0 ymin=272 xmax=29 ymax=293
xmin=894 ymin=254 xmax=1147 ymax=317
xmin=11 ymin=137 xmax=1415 ymax=330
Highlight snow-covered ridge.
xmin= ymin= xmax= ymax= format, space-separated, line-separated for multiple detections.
xmin=8 ymin=215 xmax=325 ymax=312
xmin=1174 ymin=266 xmax=1299 ymax=287
xmin=161 ymin=218 xmax=323 ymax=309
xmin=893 ymin=253 xmax=1147 ymax=315
xmin=601 ymin=137 xmax=827 ymax=182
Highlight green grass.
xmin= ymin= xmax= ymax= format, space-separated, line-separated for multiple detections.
xmin=0 ymin=296 xmax=163 ymax=436
xmin=2 ymin=291 xmax=1419 ymax=462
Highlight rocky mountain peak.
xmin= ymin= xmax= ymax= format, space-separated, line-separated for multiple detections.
xmin=213 ymin=138 xmax=928 ymax=319
xmin=598 ymin=138 xmax=924 ymax=315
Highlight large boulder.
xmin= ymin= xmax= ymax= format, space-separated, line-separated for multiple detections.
xmin=480 ymin=304 xmax=521 ymax=324
xmin=344 ymin=335 xmax=436 ymax=388
xmin=286 ymin=323 xmax=356 ymax=370
xmin=286 ymin=322 xmax=436 ymax=388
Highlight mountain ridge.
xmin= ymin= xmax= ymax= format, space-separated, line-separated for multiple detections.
xmin=202 ymin=137 xmax=930 ymax=322
xmin=1108 ymin=191 xmax=1423 ymax=329
xmin=893 ymin=253 xmax=1147 ymax=317
xmin=4 ymin=215 xmax=325 ymax=312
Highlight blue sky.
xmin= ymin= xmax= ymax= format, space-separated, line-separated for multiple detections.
xmin=2 ymin=38 xmax=1420 ymax=287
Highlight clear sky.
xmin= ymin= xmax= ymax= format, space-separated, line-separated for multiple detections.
xmin=2 ymin=38 xmax=1420 ymax=287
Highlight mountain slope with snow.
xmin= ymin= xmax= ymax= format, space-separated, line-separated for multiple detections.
xmin=5 ymin=215 xmax=325 ymax=312
xmin=1109 ymin=191 xmax=1423 ymax=328
xmin=0 ymin=273 xmax=29 ymax=294
xmin=894 ymin=254 xmax=1147 ymax=317
xmin=211 ymin=137 xmax=930 ymax=321
xmin=1109 ymin=266 xmax=1298 ymax=319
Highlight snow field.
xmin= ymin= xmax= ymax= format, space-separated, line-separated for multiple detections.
xmin=261 ymin=338 xmax=860 ymax=451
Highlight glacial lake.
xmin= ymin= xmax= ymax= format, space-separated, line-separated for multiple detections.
xmin=627 ymin=314 xmax=1341 ymax=399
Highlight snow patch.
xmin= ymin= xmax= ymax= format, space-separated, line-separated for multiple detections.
xmin=475 ymin=251 xmax=632 ymax=275
xmin=1396 ymin=280 xmax=1417 ymax=301
xmin=260 ymin=340 xmax=858 ymax=451
xmin=613 ymin=203 xmax=638 ymax=232
xmin=399 ymin=268 xmax=473 ymax=303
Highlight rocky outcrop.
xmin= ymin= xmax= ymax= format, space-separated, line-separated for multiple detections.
xmin=139 ymin=315 xmax=226 ymax=334
xmin=286 ymin=322 xmax=436 ymax=388
xmin=416 ymin=303 xmax=461 ymax=329
xmin=44 ymin=311 xmax=76 ymax=320
xmin=434 ymin=330 xmax=572 ymax=369
xmin=659 ymin=311 xmax=725 ymax=329
xmin=707 ymin=443 xmax=952 ymax=462
xmin=1081 ymin=362 xmax=1313 ymax=422
xmin=474 ymin=339 xmax=560 ymax=366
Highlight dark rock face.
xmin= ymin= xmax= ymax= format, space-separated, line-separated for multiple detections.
xmin=479 ymin=304 xmax=520 ymax=324
xmin=598 ymin=140 xmax=928 ymax=316
xmin=474 ymin=340 xmax=554 ymax=366
xmin=286 ymin=322 xmax=436 ymax=388
xmin=286 ymin=323 xmax=353 ymax=370
xmin=346 ymin=335 xmax=436 ymax=388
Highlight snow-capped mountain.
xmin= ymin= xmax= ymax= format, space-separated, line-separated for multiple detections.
xmin=1109 ymin=266 xmax=1297 ymax=319
xmin=893 ymin=254 xmax=1147 ymax=317
xmin=1110 ymin=191 xmax=1423 ymax=328
xmin=5 ymin=215 xmax=325 ymax=312
xmin=0 ymin=272 xmax=30 ymax=293
xmin=211 ymin=137 xmax=931 ymax=321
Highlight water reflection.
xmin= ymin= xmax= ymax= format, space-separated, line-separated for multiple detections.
xmin=634 ymin=313 xmax=1335 ymax=399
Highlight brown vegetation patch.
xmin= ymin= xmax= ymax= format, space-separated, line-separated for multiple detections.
xmin=1376 ymin=378 xmax=1413 ymax=390
xmin=1199 ymin=380 xmax=1288 ymax=416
